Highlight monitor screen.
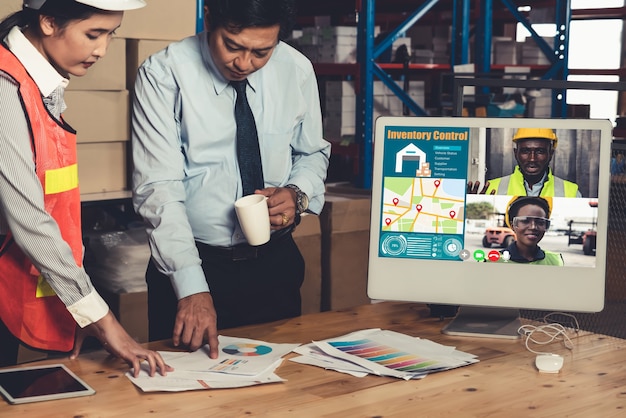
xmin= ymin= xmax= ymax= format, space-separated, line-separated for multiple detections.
xmin=367 ymin=116 xmax=611 ymax=338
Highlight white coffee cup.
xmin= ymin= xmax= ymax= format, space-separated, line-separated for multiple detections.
xmin=234 ymin=194 xmax=270 ymax=246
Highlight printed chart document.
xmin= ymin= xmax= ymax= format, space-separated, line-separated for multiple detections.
xmin=127 ymin=335 xmax=300 ymax=392
xmin=290 ymin=328 xmax=478 ymax=380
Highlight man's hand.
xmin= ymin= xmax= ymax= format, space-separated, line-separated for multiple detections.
xmin=467 ymin=180 xmax=495 ymax=195
xmin=255 ymin=187 xmax=297 ymax=229
xmin=72 ymin=311 xmax=173 ymax=378
xmin=173 ymin=292 xmax=219 ymax=358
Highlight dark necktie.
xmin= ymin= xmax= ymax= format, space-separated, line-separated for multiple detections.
xmin=232 ymin=80 xmax=264 ymax=196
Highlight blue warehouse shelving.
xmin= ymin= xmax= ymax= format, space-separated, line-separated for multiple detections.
xmin=196 ymin=1 xmax=626 ymax=188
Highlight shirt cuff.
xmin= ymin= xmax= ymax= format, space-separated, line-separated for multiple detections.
xmin=67 ymin=291 xmax=109 ymax=328
xmin=170 ymin=264 xmax=210 ymax=300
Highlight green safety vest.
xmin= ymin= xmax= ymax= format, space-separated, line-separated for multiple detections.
xmin=498 ymin=249 xmax=564 ymax=266
xmin=486 ymin=166 xmax=580 ymax=197
xmin=528 ymin=250 xmax=564 ymax=266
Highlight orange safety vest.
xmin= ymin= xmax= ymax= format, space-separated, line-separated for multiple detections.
xmin=0 ymin=45 xmax=81 ymax=352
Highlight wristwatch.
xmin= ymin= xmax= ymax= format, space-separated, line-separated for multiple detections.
xmin=285 ymin=184 xmax=309 ymax=216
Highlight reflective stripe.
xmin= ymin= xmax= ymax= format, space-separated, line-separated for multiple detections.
xmin=45 ymin=163 xmax=79 ymax=194
xmin=36 ymin=276 xmax=57 ymax=298
xmin=497 ymin=175 xmax=510 ymax=194
xmin=552 ymin=177 xmax=565 ymax=196
xmin=489 ymin=167 xmax=579 ymax=197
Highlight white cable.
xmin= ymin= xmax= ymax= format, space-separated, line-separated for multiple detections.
xmin=539 ymin=312 xmax=580 ymax=332
xmin=517 ymin=315 xmax=577 ymax=355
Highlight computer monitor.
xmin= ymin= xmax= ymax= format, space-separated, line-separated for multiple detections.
xmin=367 ymin=116 xmax=612 ymax=338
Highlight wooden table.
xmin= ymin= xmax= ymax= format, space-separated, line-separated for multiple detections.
xmin=1 ymin=302 xmax=624 ymax=417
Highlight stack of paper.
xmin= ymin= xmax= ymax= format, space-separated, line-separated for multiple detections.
xmin=126 ymin=335 xmax=301 ymax=392
xmin=290 ymin=328 xmax=478 ymax=380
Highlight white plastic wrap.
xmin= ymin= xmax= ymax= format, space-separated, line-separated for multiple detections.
xmin=85 ymin=226 xmax=150 ymax=293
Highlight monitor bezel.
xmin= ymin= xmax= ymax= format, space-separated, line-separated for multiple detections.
xmin=367 ymin=116 xmax=611 ymax=313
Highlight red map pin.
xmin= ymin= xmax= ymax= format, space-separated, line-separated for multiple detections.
xmin=393 ymin=198 xmax=399 ymax=206
xmin=416 ymin=204 xmax=422 ymax=212
xmin=385 ymin=218 xmax=391 ymax=226
xmin=434 ymin=180 xmax=441 ymax=188
xmin=449 ymin=210 xmax=456 ymax=219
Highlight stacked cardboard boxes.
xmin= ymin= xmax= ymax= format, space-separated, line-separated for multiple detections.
xmin=63 ymin=0 xmax=197 ymax=199
xmin=297 ymin=25 xmax=414 ymax=65
xmin=385 ymin=80 xmax=426 ymax=118
xmin=492 ymin=37 xmax=519 ymax=65
xmin=59 ymin=32 xmax=131 ymax=197
xmin=323 ymin=80 xmax=425 ymax=140
xmin=298 ymin=25 xmax=358 ymax=64
xmin=0 ymin=0 xmax=20 ymax=17
xmin=527 ymin=93 xmax=552 ymax=117
xmin=406 ymin=24 xmax=449 ymax=64
xmin=521 ymin=37 xmax=554 ymax=65
xmin=323 ymin=81 xmax=358 ymax=139
xmin=72 ymin=0 xmax=195 ymax=341
xmin=119 ymin=0 xmax=197 ymax=90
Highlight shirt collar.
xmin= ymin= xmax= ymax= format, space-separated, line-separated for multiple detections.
xmin=5 ymin=26 xmax=69 ymax=97
xmin=516 ymin=165 xmax=549 ymax=197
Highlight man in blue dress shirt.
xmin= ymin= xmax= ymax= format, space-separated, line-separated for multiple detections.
xmin=131 ymin=0 xmax=331 ymax=358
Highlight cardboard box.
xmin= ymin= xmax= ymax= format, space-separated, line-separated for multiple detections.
xmin=67 ymin=38 xmax=126 ymax=91
xmin=126 ymin=39 xmax=173 ymax=89
xmin=78 ymin=142 xmax=128 ymax=194
xmin=116 ymin=0 xmax=196 ymax=41
xmin=64 ymin=90 xmax=130 ymax=143
xmin=319 ymin=192 xmax=372 ymax=311
xmin=95 ymin=288 xmax=148 ymax=343
xmin=293 ymin=214 xmax=322 ymax=314
xmin=0 ymin=0 xmax=20 ymax=18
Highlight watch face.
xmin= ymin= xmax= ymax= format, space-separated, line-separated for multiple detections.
xmin=301 ymin=193 xmax=309 ymax=211
xmin=287 ymin=184 xmax=308 ymax=213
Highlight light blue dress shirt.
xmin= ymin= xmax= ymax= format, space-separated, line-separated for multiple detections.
xmin=132 ymin=31 xmax=331 ymax=300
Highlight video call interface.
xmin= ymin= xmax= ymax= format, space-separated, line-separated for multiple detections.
xmin=376 ymin=124 xmax=602 ymax=269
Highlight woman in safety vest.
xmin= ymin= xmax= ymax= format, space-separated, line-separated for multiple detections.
xmin=0 ymin=0 xmax=170 ymax=377
xmin=500 ymin=196 xmax=564 ymax=266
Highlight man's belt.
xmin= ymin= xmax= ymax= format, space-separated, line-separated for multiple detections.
xmin=196 ymin=225 xmax=294 ymax=261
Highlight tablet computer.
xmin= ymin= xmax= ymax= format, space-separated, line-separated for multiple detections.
xmin=0 ymin=364 xmax=95 ymax=404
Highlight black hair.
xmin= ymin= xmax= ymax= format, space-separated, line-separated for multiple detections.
xmin=204 ymin=0 xmax=296 ymax=40
xmin=507 ymin=196 xmax=550 ymax=227
xmin=0 ymin=0 xmax=103 ymax=40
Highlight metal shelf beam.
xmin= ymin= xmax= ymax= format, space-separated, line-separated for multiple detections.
xmin=193 ymin=1 xmax=575 ymax=188
xmin=356 ymin=0 xmax=453 ymax=189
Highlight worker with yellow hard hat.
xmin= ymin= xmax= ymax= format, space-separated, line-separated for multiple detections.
xmin=484 ymin=128 xmax=581 ymax=197
xmin=500 ymin=196 xmax=564 ymax=265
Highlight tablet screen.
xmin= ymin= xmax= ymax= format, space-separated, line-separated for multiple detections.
xmin=0 ymin=364 xmax=95 ymax=404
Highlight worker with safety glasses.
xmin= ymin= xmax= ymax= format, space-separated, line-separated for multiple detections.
xmin=500 ymin=196 xmax=564 ymax=265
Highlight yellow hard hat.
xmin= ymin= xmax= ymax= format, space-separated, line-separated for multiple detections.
xmin=512 ymin=128 xmax=558 ymax=150
xmin=505 ymin=196 xmax=553 ymax=228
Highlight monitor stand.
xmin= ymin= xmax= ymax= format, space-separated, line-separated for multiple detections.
xmin=441 ymin=306 xmax=521 ymax=339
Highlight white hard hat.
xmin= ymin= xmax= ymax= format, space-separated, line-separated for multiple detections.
xmin=24 ymin=0 xmax=146 ymax=11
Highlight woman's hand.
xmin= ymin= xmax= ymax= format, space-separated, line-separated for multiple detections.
xmin=71 ymin=311 xmax=173 ymax=378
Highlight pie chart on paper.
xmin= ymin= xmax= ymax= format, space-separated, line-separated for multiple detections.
xmin=222 ymin=343 xmax=273 ymax=356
